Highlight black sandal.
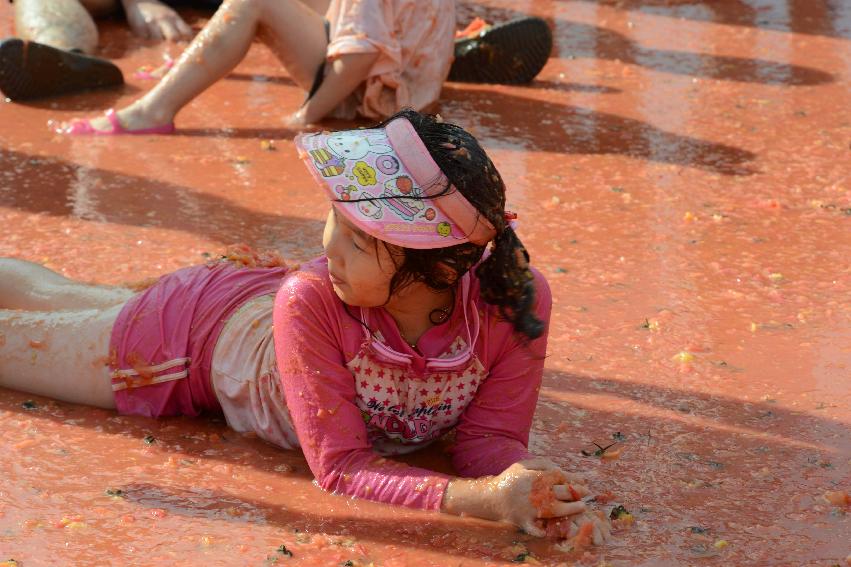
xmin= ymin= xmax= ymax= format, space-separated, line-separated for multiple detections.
xmin=449 ymin=16 xmax=553 ymax=85
xmin=0 ymin=38 xmax=123 ymax=101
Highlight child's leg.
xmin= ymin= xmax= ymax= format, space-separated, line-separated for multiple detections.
xmin=0 ymin=258 xmax=134 ymax=311
xmin=14 ymin=0 xmax=102 ymax=54
xmin=82 ymin=0 xmax=328 ymax=132
xmin=0 ymin=304 xmax=120 ymax=408
xmin=0 ymin=259 xmax=129 ymax=407
xmin=297 ymin=0 xmax=330 ymax=15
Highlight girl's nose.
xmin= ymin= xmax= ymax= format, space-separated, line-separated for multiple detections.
xmin=322 ymin=231 xmax=335 ymax=259
xmin=321 ymin=210 xmax=342 ymax=264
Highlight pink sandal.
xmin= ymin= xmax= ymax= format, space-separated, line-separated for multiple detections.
xmin=61 ymin=109 xmax=175 ymax=136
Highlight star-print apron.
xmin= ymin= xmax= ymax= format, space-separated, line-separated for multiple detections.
xmin=348 ymin=274 xmax=488 ymax=456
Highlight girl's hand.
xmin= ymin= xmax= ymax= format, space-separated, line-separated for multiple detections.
xmin=123 ymin=0 xmax=194 ymax=41
xmin=517 ymin=457 xmax=589 ymax=489
xmin=549 ymin=510 xmax=613 ymax=546
xmin=492 ymin=462 xmax=588 ymax=536
xmin=442 ymin=461 xmax=589 ymax=537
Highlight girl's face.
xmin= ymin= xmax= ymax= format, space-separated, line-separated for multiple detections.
xmin=322 ymin=207 xmax=398 ymax=307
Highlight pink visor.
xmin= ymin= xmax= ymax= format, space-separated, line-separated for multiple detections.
xmin=294 ymin=117 xmax=497 ymax=249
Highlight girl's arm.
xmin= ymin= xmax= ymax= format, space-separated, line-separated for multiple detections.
xmin=121 ymin=0 xmax=193 ymax=41
xmin=449 ymin=269 xmax=555 ymax=477
xmin=442 ymin=271 xmax=609 ymax=537
xmin=292 ymin=0 xmax=391 ymax=124
xmin=294 ymin=51 xmax=379 ymax=125
xmin=273 ymin=269 xmax=450 ymax=510
xmin=274 ymin=267 xmax=605 ymax=537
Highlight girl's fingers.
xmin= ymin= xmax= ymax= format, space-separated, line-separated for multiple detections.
xmin=541 ymin=500 xmax=586 ymax=518
xmin=552 ymin=485 xmax=572 ymax=500
xmin=521 ymin=521 xmax=546 ymax=538
xmin=567 ymin=521 xmax=579 ymax=538
xmin=563 ymin=472 xmax=587 ymax=485
xmin=524 ymin=460 xmax=587 ymax=485
xmin=175 ymin=18 xmax=193 ymax=38
xmin=576 ymin=512 xmax=609 ymax=545
xmin=161 ymin=20 xmax=180 ymax=41
xmin=148 ymin=22 xmax=165 ymax=40
xmin=518 ymin=459 xmax=588 ymax=490
xmin=520 ymin=457 xmax=555 ymax=471
xmin=592 ymin=510 xmax=612 ymax=541
xmin=552 ymin=483 xmax=590 ymax=500
xmin=131 ymin=20 xmax=150 ymax=39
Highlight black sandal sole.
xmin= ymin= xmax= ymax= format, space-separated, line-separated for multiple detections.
xmin=449 ymin=17 xmax=553 ymax=84
xmin=0 ymin=38 xmax=123 ymax=101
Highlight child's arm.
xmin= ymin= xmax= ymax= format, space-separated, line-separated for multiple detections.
xmin=273 ymin=268 xmax=600 ymax=535
xmin=440 ymin=272 xmax=614 ymax=539
xmin=274 ymin=271 xmax=450 ymax=510
xmin=121 ymin=0 xmax=194 ymax=41
xmin=292 ymin=0 xmax=392 ymax=125
xmin=449 ymin=269 xmax=556 ymax=477
xmin=293 ymin=51 xmax=379 ymax=125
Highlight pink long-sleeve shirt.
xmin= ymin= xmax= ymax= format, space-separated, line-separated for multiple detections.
xmin=272 ymin=257 xmax=552 ymax=510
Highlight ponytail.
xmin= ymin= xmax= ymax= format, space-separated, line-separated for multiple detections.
xmin=375 ymin=109 xmax=545 ymax=340
xmin=476 ymin=224 xmax=544 ymax=340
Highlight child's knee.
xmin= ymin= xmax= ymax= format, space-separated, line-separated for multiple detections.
xmin=224 ymin=0 xmax=272 ymax=19
xmin=79 ymin=0 xmax=119 ymax=18
xmin=0 ymin=258 xmax=48 ymax=280
xmin=0 ymin=258 xmax=27 ymax=278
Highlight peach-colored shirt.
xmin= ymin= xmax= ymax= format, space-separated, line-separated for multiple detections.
xmin=325 ymin=0 xmax=456 ymax=120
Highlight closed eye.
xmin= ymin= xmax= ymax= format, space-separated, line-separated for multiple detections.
xmin=352 ymin=241 xmax=365 ymax=252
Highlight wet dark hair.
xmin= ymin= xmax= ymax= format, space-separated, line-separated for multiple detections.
xmin=351 ymin=109 xmax=544 ymax=340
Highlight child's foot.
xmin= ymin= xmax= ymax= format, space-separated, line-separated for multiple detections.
xmin=60 ymin=105 xmax=175 ymax=135
xmin=0 ymin=38 xmax=123 ymax=101
xmin=449 ymin=16 xmax=553 ymax=84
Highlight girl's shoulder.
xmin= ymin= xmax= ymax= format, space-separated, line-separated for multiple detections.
xmin=275 ymin=256 xmax=340 ymax=314
xmin=529 ymin=266 xmax=553 ymax=309
xmin=281 ymin=256 xmax=331 ymax=288
xmin=527 ymin=266 xmax=552 ymax=298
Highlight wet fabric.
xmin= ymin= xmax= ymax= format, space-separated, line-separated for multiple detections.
xmin=273 ymin=256 xmax=552 ymax=510
xmin=325 ymin=0 xmax=456 ymax=120
xmin=211 ymin=294 xmax=299 ymax=449
xmin=109 ymin=262 xmax=289 ymax=417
